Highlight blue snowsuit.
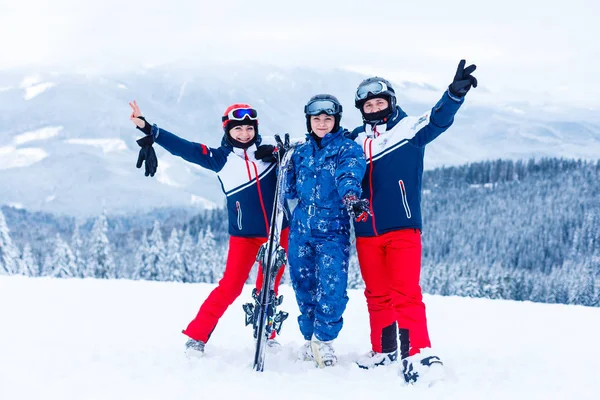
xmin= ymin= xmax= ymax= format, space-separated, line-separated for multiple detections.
xmin=286 ymin=128 xmax=366 ymax=341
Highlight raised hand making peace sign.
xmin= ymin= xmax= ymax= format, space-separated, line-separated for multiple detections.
xmin=449 ymin=59 xmax=478 ymax=98
xmin=129 ymin=100 xmax=157 ymax=177
xmin=129 ymin=100 xmax=152 ymax=135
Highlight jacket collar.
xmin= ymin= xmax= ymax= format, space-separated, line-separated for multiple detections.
xmin=221 ymin=133 xmax=262 ymax=150
xmin=366 ymin=106 xmax=407 ymax=135
xmin=305 ymin=127 xmax=347 ymax=148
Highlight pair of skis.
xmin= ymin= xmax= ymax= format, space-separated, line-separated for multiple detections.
xmin=243 ymin=138 xmax=294 ymax=372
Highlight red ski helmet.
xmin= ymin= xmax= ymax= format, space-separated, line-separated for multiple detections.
xmin=221 ymin=103 xmax=259 ymax=133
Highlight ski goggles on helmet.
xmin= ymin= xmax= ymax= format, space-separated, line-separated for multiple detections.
xmin=355 ymin=80 xmax=391 ymax=101
xmin=221 ymin=107 xmax=258 ymax=123
xmin=304 ymin=99 xmax=343 ymax=116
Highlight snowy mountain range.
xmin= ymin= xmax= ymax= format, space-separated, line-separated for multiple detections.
xmin=1 ymin=64 xmax=599 ymax=217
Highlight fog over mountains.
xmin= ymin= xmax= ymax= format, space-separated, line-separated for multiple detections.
xmin=1 ymin=64 xmax=599 ymax=217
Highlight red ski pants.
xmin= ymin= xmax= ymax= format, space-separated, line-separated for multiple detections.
xmin=356 ymin=229 xmax=431 ymax=356
xmin=182 ymin=228 xmax=289 ymax=343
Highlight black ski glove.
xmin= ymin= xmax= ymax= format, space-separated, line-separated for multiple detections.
xmin=342 ymin=193 xmax=371 ymax=222
xmin=254 ymin=133 xmax=290 ymax=163
xmin=449 ymin=59 xmax=478 ymax=98
xmin=136 ymin=134 xmax=158 ymax=177
xmin=255 ymin=144 xmax=277 ymax=163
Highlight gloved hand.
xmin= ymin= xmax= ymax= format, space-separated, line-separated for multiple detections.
xmin=255 ymin=133 xmax=290 ymax=163
xmin=342 ymin=193 xmax=371 ymax=222
xmin=274 ymin=133 xmax=291 ymax=152
xmin=449 ymin=59 xmax=478 ymax=97
xmin=255 ymin=144 xmax=277 ymax=163
xmin=136 ymin=134 xmax=158 ymax=177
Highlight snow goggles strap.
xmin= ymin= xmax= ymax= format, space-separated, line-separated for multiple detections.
xmin=355 ymin=81 xmax=389 ymax=101
xmin=222 ymin=108 xmax=258 ymax=122
xmin=304 ymin=99 xmax=342 ymax=116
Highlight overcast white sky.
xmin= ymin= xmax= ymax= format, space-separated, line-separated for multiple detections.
xmin=1 ymin=0 xmax=598 ymax=107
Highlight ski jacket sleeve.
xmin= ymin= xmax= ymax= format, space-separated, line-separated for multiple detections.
xmin=151 ymin=125 xmax=228 ymax=172
xmin=409 ymin=90 xmax=465 ymax=148
xmin=284 ymin=156 xmax=299 ymax=200
xmin=335 ymin=140 xmax=367 ymax=198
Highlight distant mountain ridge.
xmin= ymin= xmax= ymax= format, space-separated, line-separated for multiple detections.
xmin=1 ymin=65 xmax=599 ymax=217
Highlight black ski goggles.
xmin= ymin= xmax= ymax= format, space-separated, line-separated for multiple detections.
xmin=304 ymin=99 xmax=342 ymax=116
xmin=355 ymin=81 xmax=392 ymax=101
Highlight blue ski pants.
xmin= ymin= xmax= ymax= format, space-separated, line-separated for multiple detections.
xmin=288 ymin=219 xmax=350 ymax=342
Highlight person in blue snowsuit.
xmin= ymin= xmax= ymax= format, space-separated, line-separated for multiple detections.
xmin=285 ymin=94 xmax=370 ymax=368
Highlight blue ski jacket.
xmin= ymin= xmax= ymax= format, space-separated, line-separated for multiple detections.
xmin=286 ymin=127 xmax=366 ymax=232
xmin=348 ymin=90 xmax=464 ymax=236
xmin=150 ymin=125 xmax=290 ymax=237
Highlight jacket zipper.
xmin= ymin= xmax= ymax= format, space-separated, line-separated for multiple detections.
xmin=236 ymin=201 xmax=243 ymax=230
xmin=365 ymin=138 xmax=379 ymax=236
xmin=399 ymin=180 xmax=412 ymax=219
xmin=244 ymin=149 xmax=270 ymax=235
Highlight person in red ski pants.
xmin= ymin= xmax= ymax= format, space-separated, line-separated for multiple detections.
xmin=129 ymin=100 xmax=291 ymax=357
xmin=348 ymin=61 xmax=477 ymax=383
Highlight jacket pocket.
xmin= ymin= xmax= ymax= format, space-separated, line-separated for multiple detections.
xmin=236 ymin=201 xmax=243 ymax=230
xmin=398 ymin=180 xmax=412 ymax=219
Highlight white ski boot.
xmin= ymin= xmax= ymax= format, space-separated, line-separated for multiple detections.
xmin=311 ymin=339 xmax=337 ymax=368
xmin=356 ymin=349 xmax=398 ymax=369
xmin=400 ymin=349 xmax=444 ymax=385
xmin=184 ymin=339 xmax=206 ymax=359
xmin=265 ymin=338 xmax=283 ymax=353
xmin=297 ymin=340 xmax=314 ymax=361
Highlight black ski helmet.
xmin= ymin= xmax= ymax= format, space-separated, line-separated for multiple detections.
xmin=304 ymin=94 xmax=343 ymax=133
xmin=354 ymin=77 xmax=396 ymax=124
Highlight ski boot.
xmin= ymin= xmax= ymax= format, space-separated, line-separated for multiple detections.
xmin=356 ymin=349 xmax=398 ymax=369
xmin=297 ymin=340 xmax=313 ymax=362
xmin=311 ymin=339 xmax=337 ymax=368
xmin=184 ymin=339 xmax=206 ymax=359
xmin=401 ymin=350 xmax=444 ymax=385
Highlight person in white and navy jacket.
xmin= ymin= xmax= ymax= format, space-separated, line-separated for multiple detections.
xmin=128 ymin=101 xmax=291 ymax=358
xmin=347 ymin=60 xmax=478 ymax=383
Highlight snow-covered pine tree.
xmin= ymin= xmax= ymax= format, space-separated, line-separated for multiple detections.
xmin=138 ymin=221 xmax=165 ymax=281
xmin=71 ymin=223 xmax=85 ymax=278
xmin=134 ymin=231 xmax=150 ymax=281
xmin=194 ymin=229 xmax=209 ymax=283
xmin=458 ymin=276 xmax=482 ymax=298
xmin=51 ymin=234 xmax=78 ymax=278
xmin=548 ymin=267 xmax=569 ymax=304
xmin=566 ymin=262 xmax=596 ymax=306
xmin=479 ymin=263 xmax=502 ymax=300
xmin=179 ymin=229 xmax=196 ymax=283
xmin=202 ymin=225 xmax=219 ymax=283
xmin=164 ymin=228 xmax=184 ymax=282
xmin=0 ymin=209 xmax=21 ymax=275
xmin=423 ymin=263 xmax=442 ymax=295
xmin=347 ymin=252 xmax=363 ymax=289
xmin=87 ymin=214 xmax=116 ymax=279
xmin=20 ymin=243 xmax=39 ymax=277
xmin=10 ymin=245 xmax=28 ymax=276
xmin=529 ymin=270 xmax=550 ymax=304
xmin=118 ymin=232 xmax=139 ymax=279
xmin=40 ymin=253 xmax=54 ymax=276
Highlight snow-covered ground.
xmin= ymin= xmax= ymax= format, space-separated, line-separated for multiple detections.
xmin=1 ymin=275 xmax=599 ymax=400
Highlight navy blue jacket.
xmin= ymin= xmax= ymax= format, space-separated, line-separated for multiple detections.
xmin=151 ymin=126 xmax=290 ymax=237
xmin=349 ymin=90 xmax=464 ymax=236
